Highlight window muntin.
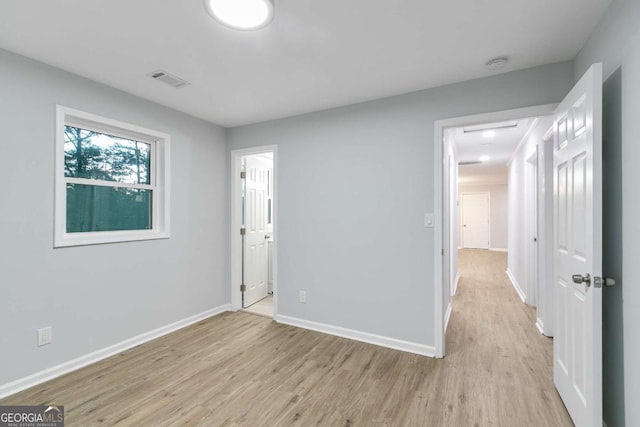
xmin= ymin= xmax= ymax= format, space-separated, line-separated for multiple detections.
xmin=55 ymin=106 xmax=170 ymax=247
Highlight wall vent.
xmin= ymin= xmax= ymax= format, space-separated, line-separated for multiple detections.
xmin=147 ymin=70 xmax=191 ymax=89
xmin=459 ymin=161 xmax=482 ymax=166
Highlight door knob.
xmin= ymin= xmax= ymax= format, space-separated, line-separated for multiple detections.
xmin=572 ymin=273 xmax=591 ymax=286
xmin=264 ymin=234 xmax=271 ymax=239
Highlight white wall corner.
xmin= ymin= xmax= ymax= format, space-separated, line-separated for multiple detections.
xmin=275 ymin=315 xmax=436 ymax=358
xmin=0 ymin=304 xmax=231 ymax=400
xmin=506 ymin=268 xmax=526 ymax=303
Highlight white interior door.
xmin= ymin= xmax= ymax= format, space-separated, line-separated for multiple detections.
xmin=243 ymin=155 xmax=270 ymax=308
xmin=461 ymin=193 xmax=490 ymax=249
xmin=553 ymin=63 xmax=602 ymax=427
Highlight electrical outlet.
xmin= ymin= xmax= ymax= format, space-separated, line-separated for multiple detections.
xmin=299 ymin=290 xmax=307 ymax=303
xmin=38 ymin=326 xmax=52 ymax=347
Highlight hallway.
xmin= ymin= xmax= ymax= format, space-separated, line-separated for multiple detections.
xmin=444 ymin=249 xmax=573 ymax=425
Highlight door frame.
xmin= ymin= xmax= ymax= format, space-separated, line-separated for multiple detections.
xmin=230 ymin=145 xmax=278 ymax=315
xmin=460 ymin=191 xmax=491 ymax=249
xmin=433 ymin=104 xmax=557 ymax=357
xmin=525 ymin=150 xmax=539 ymax=306
xmin=537 ymin=126 xmax=555 ymax=336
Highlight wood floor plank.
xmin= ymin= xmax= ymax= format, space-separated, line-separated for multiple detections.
xmin=1 ymin=250 xmax=573 ymax=426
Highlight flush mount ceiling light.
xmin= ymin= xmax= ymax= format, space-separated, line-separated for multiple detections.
xmin=480 ymin=155 xmax=491 ymax=162
xmin=204 ymin=0 xmax=274 ymax=31
xmin=482 ymin=130 xmax=496 ymax=139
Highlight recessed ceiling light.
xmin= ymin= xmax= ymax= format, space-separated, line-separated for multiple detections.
xmin=480 ymin=155 xmax=491 ymax=162
xmin=482 ymin=130 xmax=496 ymax=138
xmin=486 ymin=57 xmax=509 ymax=71
xmin=204 ymin=0 xmax=274 ymax=31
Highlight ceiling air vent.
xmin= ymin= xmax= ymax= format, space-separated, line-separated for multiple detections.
xmin=459 ymin=161 xmax=482 ymax=166
xmin=147 ymin=70 xmax=191 ymax=89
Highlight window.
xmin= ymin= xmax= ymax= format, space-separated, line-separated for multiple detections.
xmin=55 ymin=106 xmax=170 ymax=247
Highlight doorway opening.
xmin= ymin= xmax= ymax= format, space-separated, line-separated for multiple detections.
xmin=434 ymin=104 xmax=557 ymax=358
xmin=230 ymin=146 xmax=277 ymax=319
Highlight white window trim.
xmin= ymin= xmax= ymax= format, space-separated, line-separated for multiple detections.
xmin=54 ymin=105 xmax=171 ymax=247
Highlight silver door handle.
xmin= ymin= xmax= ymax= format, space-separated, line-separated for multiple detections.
xmin=264 ymin=234 xmax=271 ymax=239
xmin=572 ymin=273 xmax=591 ymax=286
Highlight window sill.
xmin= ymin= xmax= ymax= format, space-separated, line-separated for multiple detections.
xmin=54 ymin=230 xmax=170 ymax=248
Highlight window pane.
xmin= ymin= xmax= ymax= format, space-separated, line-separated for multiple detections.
xmin=64 ymin=126 xmax=151 ymax=184
xmin=66 ymin=184 xmax=152 ymax=233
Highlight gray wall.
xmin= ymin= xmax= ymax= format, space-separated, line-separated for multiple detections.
xmin=574 ymin=0 xmax=640 ymax=425
xmin=458 ymin=184 xmax=508 ymax=250
xmin=0 ymin=49 xmax=228 ymax=386
xmin=227 ymin=62 xmax=574 ymax=347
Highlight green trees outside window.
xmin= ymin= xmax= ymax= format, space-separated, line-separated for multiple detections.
xmin=64 ymin=126 xmax=153 ymax=233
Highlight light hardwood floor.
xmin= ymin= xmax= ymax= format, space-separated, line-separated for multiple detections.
xmin=1 ymin=250 xmax=573 ymax=426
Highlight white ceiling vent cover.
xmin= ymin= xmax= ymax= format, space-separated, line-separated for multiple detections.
xmin=147 ymin=70 xmax=191 ymax=88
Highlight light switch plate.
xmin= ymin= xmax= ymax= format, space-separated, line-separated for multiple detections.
xmin=38 ymin=326 xmax=52 ymax=346
xmin=424 ymin=213 xmax=435 ymax=228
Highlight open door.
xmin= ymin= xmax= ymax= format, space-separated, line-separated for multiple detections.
xmin=242 ymin=155 xmax=270 ymax=308
xmin=553 ymin=63 xmax=602 ymax=427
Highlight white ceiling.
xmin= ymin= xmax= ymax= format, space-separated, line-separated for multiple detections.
xmin=0 ymin=0 xmax=610 ymax=127
xmin=450 ymin=118 xmax=537 ymax=185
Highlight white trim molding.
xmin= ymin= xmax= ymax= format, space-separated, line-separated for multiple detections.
xmin=489 ymin=247 xmax=508 ymax=252
xmin=506 ymin=268 xmax=526 ymax=303
xmin=55 ymin=105 xmax=171 ymax=248
xmin=0 ymin=305 xmax=230 ymax=400
xmin=444 ymin=303 xmax=453 ymax=332
xmin=452 ymin=273 xmax=460 ymax=296
xmin=276 ymin=315 xmax=435 ymax=358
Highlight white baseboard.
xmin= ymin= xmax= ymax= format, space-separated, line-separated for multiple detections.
xmin=275 ymin=315 xmax=435 ymax=357
xmin=444 ymin=303 xmax=453 ymax=332
xmin=490 ymin=247 xmax=508 ymax=252
xmin=0 ymin=304 xmax=231 ymax=400
xmin=506 ymin=268 xmax=526 ymax=303
xmin=451 ymin=273 xmax=460 ymax=296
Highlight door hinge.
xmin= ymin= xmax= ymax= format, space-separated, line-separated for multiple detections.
xmin=240 ymin=284 xmax=246 ymax=292
xmin=240 ymin=227 xmax=246 ymax=235
xmin=240 ymin=171 xmax=246 ymax=179
xmin=442 ymin=248 xmax=444 ymax=256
